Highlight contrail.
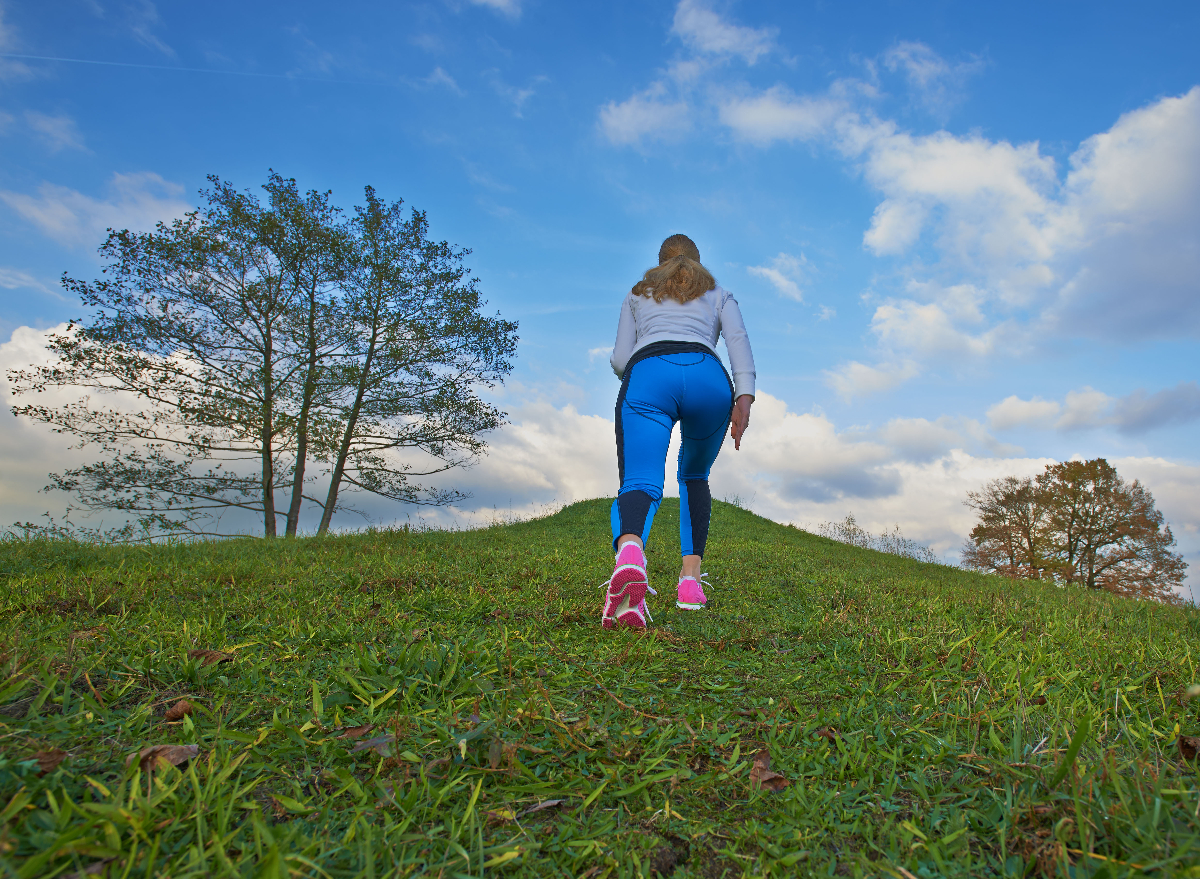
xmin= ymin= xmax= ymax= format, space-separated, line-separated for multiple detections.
xmin=0 ymin=53 xmax=380 ymax=85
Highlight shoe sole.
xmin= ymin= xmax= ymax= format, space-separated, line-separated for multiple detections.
xmin=675 ymin=601 xmax=705 ymax=610
xmin=602 ymin=565 xmax=648 ymax=629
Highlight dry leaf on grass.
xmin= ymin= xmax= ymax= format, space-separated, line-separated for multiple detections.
xmin=1179 ymin=735 xmax=1200 ymax=763
xmin=35 ymin=748 xmax=67 ymax=775
xmin=336 ymin=724 xmax=375 ymax=740
xmin=164 ymin=700 xmax=193 ymax=722
xmin=521 ymin=799 xmax=564 ymax=815
xmin=484 ymin=807 xmax=518 ymax=826
xmin=349 ymin=734 xmax=396 ymax=756
xmin=749 ymin=750 xmax=790 ymax=792
xmin=64 ymin=858 xmax=116 ymax=878
xmin=423 ymin=757 xmax=450 ymax=779
xmin=815 ymin=727 xmax=840 ymax=742
xmin=1029 ymin=696 xmax=1048 ymax=706
xmin=125 ymin=744 xmax=199 ymax=773
xmin=186 ymin=649 xmax=232 ymax=667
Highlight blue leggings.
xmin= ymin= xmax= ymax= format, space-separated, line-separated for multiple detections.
xmin=611 ymin=350 xmax=733 ymax=557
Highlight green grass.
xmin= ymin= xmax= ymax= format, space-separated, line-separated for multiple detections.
xmin=2 ymin=498 xmax=1199 ymax=878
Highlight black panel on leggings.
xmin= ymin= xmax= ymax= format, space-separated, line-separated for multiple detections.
xmin=617 ymin=490 xmax=654 ymax=542
xmin=684 ymin=478 xmax=712 ymax=557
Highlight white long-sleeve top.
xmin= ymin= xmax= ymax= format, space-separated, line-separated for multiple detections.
xmin=609 ymin=286 xmax=756 ymax=399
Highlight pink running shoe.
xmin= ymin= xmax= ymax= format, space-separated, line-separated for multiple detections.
xmin=676 ymin=573 xmax=709 ymax=610
xmin=600 ymin=542 xmax=654 ymax=629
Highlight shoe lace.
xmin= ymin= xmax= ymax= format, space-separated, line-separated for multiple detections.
xmin=641 ymin=586 xmax=658 ymax=622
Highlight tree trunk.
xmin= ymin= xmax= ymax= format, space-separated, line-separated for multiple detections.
xmin=261 ymin=325 xmax=277 ymax=538
xmin=317 ymin=330 xmax=378 ymax=535
xmin=285 ymin=288 xmax=319 ymax=537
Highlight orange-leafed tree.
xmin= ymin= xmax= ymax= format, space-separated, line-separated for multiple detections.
xmin=962 ymin=475 xmax=1050 ymax=581
xmin=962 ymin=459 xmax=1186 ymax=602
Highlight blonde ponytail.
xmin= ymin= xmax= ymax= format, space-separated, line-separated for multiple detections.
xmin=631 ymin=234 xmax=716 ymax=304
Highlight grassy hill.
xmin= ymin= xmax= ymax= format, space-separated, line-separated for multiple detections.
xmin=1 ymin=498 xmax=1198 ymax=878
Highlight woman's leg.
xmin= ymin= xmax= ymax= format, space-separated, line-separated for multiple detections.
xmin=611 ymin=358 xmax=679 ymax=551
xmin=604 ymin=357 xmax=681 ymax=628
xmin=676 ymin=355 xmax=734 ymax=579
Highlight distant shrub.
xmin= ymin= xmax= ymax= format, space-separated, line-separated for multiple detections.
xmin=817 ymin=513 xmax=939 ymax=564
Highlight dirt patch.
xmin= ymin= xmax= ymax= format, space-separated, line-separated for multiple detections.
xmin=29 ymin=590 xmax=135 ymax=618
xmin=649 ymin=833 xmax=691 ymax=876
xmin=685 ymin=836 xmax=740 ymax=879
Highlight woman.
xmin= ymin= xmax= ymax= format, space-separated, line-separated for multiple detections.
xmin=602 ymin=234 xmax=755 ymax=629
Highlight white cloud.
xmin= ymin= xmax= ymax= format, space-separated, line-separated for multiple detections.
xmin=0 ymin=325 xmax=100 ymax=526
xmin=987 ymin=395 xmax=1061 ymax=431
xmin=861 ymin=197 xmax=927 ymax=255
xmin=882 ymin=41 xmax=983 ymax=116
xmin=423 ymin=67 xmax=464 ymax=94
xmin=587 ymin=346 xmax=614 ymax=362
xmin=988 ymin=382 xmax=1200 ymax=434
xmin=599 ymin=86 xmax=691 ymax=146
xmin=126 ymin=0 xmax=174 ymax=56
xmin=485 ymin=70 xmax=549 ymax=118
xmin=1111 ymin=382 xmax=1200 ymax=433
xmin=671 ymin=0 xmax=776 ymax=64
xmin=871 ymin=415 xmax=1020 ymax=462
xmin=867 ymin=288 xmax=995 ymax=359
xmin=747 ymin=251 xmax=806 ymax=301
xmin=599 ymin=1 xmax=781 ymax=148
xmin=855 ymin=128 xmax=1058 ymax=283
xmin=0 ymin=2 xmax=33 ymax=82
xmin=0 ymin=267 xmax=59 ymax=298
xmin=822 ymin=360 xmax=919 ymax=401
xmin=24 ymin=112 xmax=87 ymax=152
xmin=1050 ymin=89 xmax=1200 ymax=338
xmin=0 ymin=171 xmax=192 ymax=250
xmin=717 ymin=85 xmax=844 ymax=145
xmin=1055 ymin=386 xmax=1113 ymax=431
xmin=858 ymin=89 xmax=1200 ymax=342
xmin=816 ymin=305 xmax=835 ymax=320
xmin=721 ymin=83 xmax=1200 ymax=365
xmin=468 ymin=0 xmax=521 ymax=18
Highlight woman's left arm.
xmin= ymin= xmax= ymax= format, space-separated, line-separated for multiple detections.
xmin=719 ymin=293 xmax=756 ymax=401
xmin=609 ymin=295 xmax=636 ymax=378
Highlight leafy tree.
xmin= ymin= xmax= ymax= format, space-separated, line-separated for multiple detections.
xmin=961 ymin=459 xmax=1186 ymax=601
xmin=9 ymin=175 xmax=309 ymax=538
xmin=312 ymin=188 xmax=516 ymax=534
xmin=1037 ymin=459 xmax=1186 ymax=599
xmin=8 ymin=173 xmax=517 ymax=539
xmin=962 ymin=475 xmax=1049 ymax=580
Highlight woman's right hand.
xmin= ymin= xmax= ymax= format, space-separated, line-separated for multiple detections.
xmin=730 ymin=394 xmax=753 ymax=450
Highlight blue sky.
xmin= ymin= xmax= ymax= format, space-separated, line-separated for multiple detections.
xmin=1 ymin=0 xmax=1198 ymax=594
